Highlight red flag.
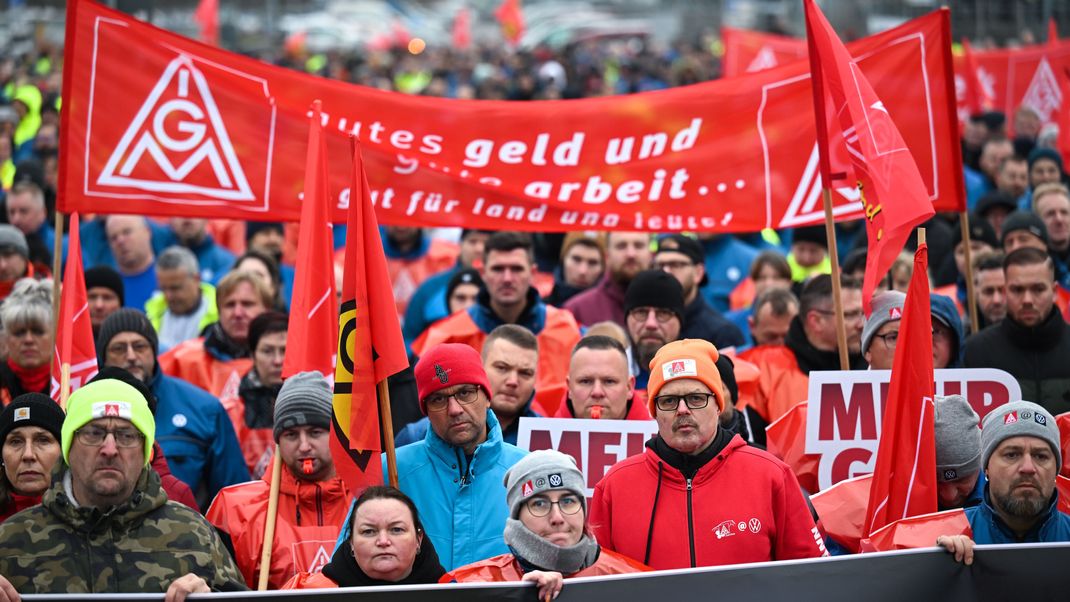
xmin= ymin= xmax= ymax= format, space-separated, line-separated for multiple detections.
xmin=51 ymin=213 xmax=98 ymax=405
xmin=495 ymin=0 xmax=525 ymax=46
xmin=1050 ymin=18 xmax=1059 ymax=47
xmin=193 ymin=0 xmax=219 ymax=46
xmin=805 ymin=0 xmax=936 ymax=314
xmin=962 ymin=39 xmax=994 ymax=114
xmin=864 ymin=242 xmax=937 ymax=535
xmin=452 ymin=7 xmax=472 ymax=50
xmin=331 ymin=139 xmax=409 ymax=491
xmin=281 ymin=100 xmax=338 ymax=379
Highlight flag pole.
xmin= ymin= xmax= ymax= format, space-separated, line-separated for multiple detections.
xmin=378 ymin=380 xmax=399 ymax=488
xmin=59 ymin=364 xmax=71 ymax=411
xmin=257 ymin=451 xmax=283 ymax=590
xmin=959 ymin=211 xmax=979 ymax=333
xmin=822 ymin=190 xmax=850 ymax=370
xmin=50 ymin=212 xmax=65 ymax=333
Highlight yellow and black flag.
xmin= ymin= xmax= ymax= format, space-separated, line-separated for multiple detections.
xmin=332 ymin=139 xmax=409 ymax=491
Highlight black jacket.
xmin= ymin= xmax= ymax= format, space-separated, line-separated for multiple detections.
xmin=964 ymin=308 xmax=1070 ymax=415
xmin=681 ymin=294 xmax=745 ymax=349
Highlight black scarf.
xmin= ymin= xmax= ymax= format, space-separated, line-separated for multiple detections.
xmin=784 ymin=316 xmax=864 ymax=374
xmin=202 ymin=322 xmax=249 ymax=361
xmin=647 ymin=427 xmax=735 ymax=479
xmin=238 ymin=369 xmax=281 ymax=429
xmin=322 ymin=535 xmax=446 ymax=587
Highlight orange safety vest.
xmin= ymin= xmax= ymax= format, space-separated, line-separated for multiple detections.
xmin=412 ymin=306 xmax=581 ymax=416
xmin=206 ymin=462 xmax=353 ymax=590
xmin=443 ymin=549 xmax=649 ymax=583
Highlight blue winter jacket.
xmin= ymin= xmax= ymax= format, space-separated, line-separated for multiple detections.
xmin=966 ymin=487 xmax=1070 ymax=544
xmin=930 ymin=293 xmax=966 ymax=368
xmin=336 ymin=409 xmax=527 ymax=571
xmin=150 ymin=369 xmax=250 ymax=508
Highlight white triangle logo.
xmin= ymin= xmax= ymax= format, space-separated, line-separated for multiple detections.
xmin=778 ymin=143 xmax=863 ymax=228
xmin=747 ymin=46 xmax=779 ymax=73
xmin=97 ymin=55 xmax=254 ymax=200
xmin=1019 ymin=57 xmax=1063 ymax=122
xmin=308 ymin=546 xmax=331 ymax=573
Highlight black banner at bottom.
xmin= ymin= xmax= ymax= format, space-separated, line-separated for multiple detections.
xmin=23 ymin=544 xmax=1070 ymax=602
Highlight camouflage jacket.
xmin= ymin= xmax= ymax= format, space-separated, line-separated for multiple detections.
xmin=0 ymin=466 xmax=247 ymax=593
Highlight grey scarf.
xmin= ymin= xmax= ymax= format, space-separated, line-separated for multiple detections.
xmin=503 ymin=518 xmax=600 ymax=575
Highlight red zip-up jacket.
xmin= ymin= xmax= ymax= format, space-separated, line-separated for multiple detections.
xmin=589 ymin=435 xmax=827 ymax=570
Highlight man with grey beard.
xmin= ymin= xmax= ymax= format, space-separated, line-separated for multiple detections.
xmin=937 ymin=401 xmax=1070 ymax=564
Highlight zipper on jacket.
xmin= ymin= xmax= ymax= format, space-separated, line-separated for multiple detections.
xmin=686 ymin=478 xmax=696 ymax=568
xmin=316 ymin=485 xmax=324 ymax=525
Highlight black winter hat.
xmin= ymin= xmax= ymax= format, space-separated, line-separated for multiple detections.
xmin=96 ymin=308 xmax=159 ymax=364
xmin=952 ymin=214 xmax=999 ymax=249
xmin=245 ymin=221 xmax=284 ymax=242
xmin=1001 ymin=211 xmax=1050 ymax=246
xmin=84 ymin=266 xmax=125 ymax=306
xmin=446 ymin=268 xmax=483 ymax=303
xmin=791 ymin=225 xmax=828 ymax=249
xmin=0 ymin=393 xmax=65 ymax=445
xmin=624 ymin=270 xmax=685 ymax=324
xmin=715 ymin=354 xmax=738 ymax=405
xmin=975 ymin=191 xmax=1017 ymax=218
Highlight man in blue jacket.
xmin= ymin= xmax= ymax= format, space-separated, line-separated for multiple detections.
xmin=344 ymin=343 xmax=527 ymax=572
xmin=97 ymin=309 xmax=249 ymax=509
xmin=938 ymin=401 xmax=1070 ymax=564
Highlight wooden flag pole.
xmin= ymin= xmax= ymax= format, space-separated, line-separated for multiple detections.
xmin=378 ymin=380 xmax=399 ymax=488
xmin=256 ymin=451 xmax=283 ymax=590
xmin=959 ymin=211 xmax=980 ymax=333
xmin=822 ymin=188 xmax=850 ymax=371
xmin=918 ymin=227 xmax=926 ymax=249
xmin=50 ymin=212 xmax=65 ymax=334
xmin=59 ymin=364 xmax=71 ymax=411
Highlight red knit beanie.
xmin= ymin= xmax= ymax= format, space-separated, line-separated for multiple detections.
xmin=414 ymin=343 xmax=492 ymax=415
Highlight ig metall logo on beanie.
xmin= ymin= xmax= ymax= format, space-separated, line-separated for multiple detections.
xmin=664 ymin=359 xmax=697 ymax=379
xmin=92 ymin=401 xmax=132 ymax=419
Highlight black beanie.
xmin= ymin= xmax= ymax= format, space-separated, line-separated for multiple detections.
xmin=246 ymin=221 xmax=284 ymax=242
xmin=96 ymin=308 xmax=159 ymax=364
xmin=1001 ymin=211 xmax=1050 ymax=246
xmin=0 ymin=393 xmax=65 ymax=445
xmin=715 ymin=354 xmax=739 ymax=404
xmin=792 ymin=225 xmax=828 ymax=249
xmin=624 ymin=270 xmax=686 ymax=323
xmin=84 ymin=266 xmax=125 ymax=306
xmin=446 ymin=268 xmax=483 ymax=302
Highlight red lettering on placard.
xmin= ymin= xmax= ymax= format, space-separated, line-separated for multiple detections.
xmin=819 ymin=383 xmax=877 ymax=441
xmin=831 ymin=448 xmax=873 ymax=484
xmin=943 ymin=381 xmax=962 ymax=396
xmin=556 ymin=431 xmax=584 ymax=473
xmin=587 ymin=432 xmax=620 ymax=489
xmin=627 ymin=432 xmax=648 ymax=457
xmin=527 ymin=430 xmax=554 ymax=452
xmin=967 ymin=381 xmax=1010 ymax=421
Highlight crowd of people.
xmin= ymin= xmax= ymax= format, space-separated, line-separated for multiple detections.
xmin=0 ymin=17 xmax=1068 ymax=601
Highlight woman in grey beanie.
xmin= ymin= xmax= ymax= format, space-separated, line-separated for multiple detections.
xmin=442 ymin=450 xmax=648 ymax=596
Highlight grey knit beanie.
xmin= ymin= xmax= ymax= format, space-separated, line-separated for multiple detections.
xmin=273 ymin=371 xmax=333 ymax=441
xmin=96 ymin=308 xmax=159 ymax=362
xmin=980 ymin=401 xmax=1062 ymax=473
xmin=0 ymin=225 xmax=29 ymax=258
xmin=934 ymin=395 xmax=981 ymax=481
xmin=861 ymin=291 xmax=906 ymax=355
xmin=504 ymin=450 xmax=586 ymax=519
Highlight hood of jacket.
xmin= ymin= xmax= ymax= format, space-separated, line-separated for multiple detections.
xmin=42 ymin=464 xmax=167 ymax=532
xmin=930 ymin=293 xmax=965 ymax=368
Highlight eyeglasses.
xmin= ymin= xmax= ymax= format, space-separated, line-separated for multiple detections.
xmin=655 ymin=260 xmax=695 ymax=271
xmin=425 ymin=386 xmax=480 ymax=412
xmin=106 ymin=341 xmax=153 ymax=356
xmin=75 ymin=426 xmax=144 ymax=448
xmin=654 ymin=392 xmax=713 ymax=412
xmin=524 ymin=494 xmax=583 ymax=517
xmin=627 ymin=307 xmax=676 ymax=323
xmin=874 ymin=326 xmax=952 ymax=351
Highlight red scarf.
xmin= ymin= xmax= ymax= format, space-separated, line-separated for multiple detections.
xmin=7 ymin=358 xmax=50 ymax=394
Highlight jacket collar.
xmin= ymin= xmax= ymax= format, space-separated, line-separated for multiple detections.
xmin=470 ymin=287 xmax=546 ymax=334
xmin=785 ymin=315 xmax=864 ymax=373
xmin=203 ymin=322 xmax=249 ymax=361
xmin=44 ymin=465 xmax=167 ymax=530
xmin=261 ymin=458 xmax=349 ymax=504
xmin=644 ymin=430 xmax=743 ymax=483
xmin=999 ymin=307 xmax=1066 ymax=351
xmin=977 ymin=483 xmax=1061 ymax=541
xmin=423 ymin=407 xmax=507 ymax=468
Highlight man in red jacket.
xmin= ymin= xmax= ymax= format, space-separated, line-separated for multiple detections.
xmin=589 ymin=339 xmax=827 ymax=570
xmin=557 ymin=335 xmax=650 ymax=420
xmin=207 ymin=371 xmax=352 ymax=590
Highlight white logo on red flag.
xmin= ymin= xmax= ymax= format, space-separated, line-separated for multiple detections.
xmin=747 ymin=47 xmax=780 ymax=73
xmin=1020 ymin=57 xmax=1063 ymax=122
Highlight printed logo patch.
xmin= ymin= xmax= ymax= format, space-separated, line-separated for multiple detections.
xmin=434 ymin=364 xmax=450 ymax=384
xmin=548 ymin=473 xmax=563 ymax=488
xmin=748 ymin=518 xmax=762 ymax=534
xmin=1021 ymin=410 xmax=1033 ymax=421
xmin=92 ymin=401 xmax=132 ymax=420
xmin=13 ymin=407 xmax=30 ymax=421
xmin=1004 ymin=411 xmax=1018 ymax=425
xmin=522 ymin=480 xmax=534 ymax=497
xmin=713 ymin=520 xmax=735 ymax=540
xmin=535 ymin=477 xmax=546 ymax=488
xmin=943 ymin=469 xmax=958 ymax=481
xmin=889 ymin=307 xmax=902 ymax=319
xmin=663 ymin=358 xmax=697 ymax=380
xmin=1035 ymin=413 xmax=1047 ymax=426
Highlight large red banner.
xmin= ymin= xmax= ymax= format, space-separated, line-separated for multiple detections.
xmin=59 ymin=1 xmax=962 ymax=231
xmin=723 ymin=25 xmax=1070 ymax=140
